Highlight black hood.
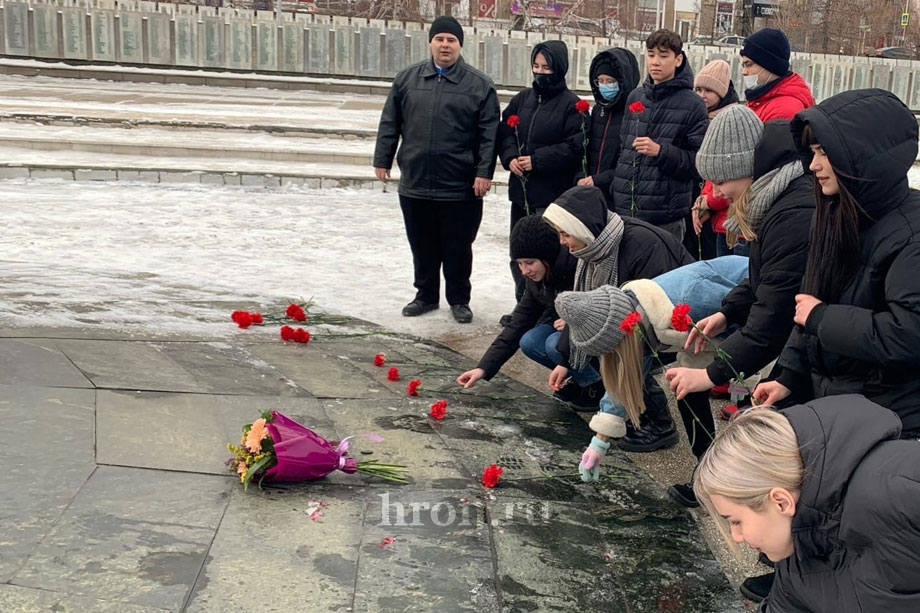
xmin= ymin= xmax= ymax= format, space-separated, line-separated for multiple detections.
xmin=752 ymin=119 xmax=800 ymax=180
xmin=588 ymin=47 xmax=640 ymax=109
xmin=532 ymin=40 xmax=569 ymax=93
xmin=711 ymin=80 xmax=740 ymax=112
xmin=782 ymin=395 xmax=901 ymax=560
xmin=642 ymin=50 xmax=694 ymax=101
xmin=552 ymin=185 xmax=609 ymax=238
xmin=790 ymin=88 xmax=918 ymax=220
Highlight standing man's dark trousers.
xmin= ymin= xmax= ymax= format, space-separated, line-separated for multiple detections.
xmin=399 ymin=196 xmax=483 ymax=307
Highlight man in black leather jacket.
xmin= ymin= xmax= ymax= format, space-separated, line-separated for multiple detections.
xmin=373 ymin=16 xmax=500 ymax=324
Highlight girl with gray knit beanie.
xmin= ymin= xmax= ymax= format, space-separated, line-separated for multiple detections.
xmin=554 ymin=256 xmax=748 ymax=482
xmin=662 ymin=106 xmax=814 ymax=508
xmin=541 ymin=184 xmax=694 ymax=451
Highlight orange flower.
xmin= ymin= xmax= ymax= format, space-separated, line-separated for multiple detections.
xmin=245 ymin=418 xmax=270 ymax=453
xmin=237 ymin=461 xmax=248 ymax=475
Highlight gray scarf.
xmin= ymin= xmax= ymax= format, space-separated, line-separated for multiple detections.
xmin=569 ymin=212 xmax=625 ymax=370
xmin=724 ymin=160 xmax=804 ymax=236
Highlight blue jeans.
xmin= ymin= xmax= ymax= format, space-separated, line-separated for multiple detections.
xmin=519 ymin=324 xmax=601 ymax=387
xmin=598 ymin=256 xmax=750 ymax=420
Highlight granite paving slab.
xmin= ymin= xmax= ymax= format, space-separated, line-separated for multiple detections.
xmin=0 ymin=338 xmax=93 ymax=388
xmin=96 ymin=390 xmax=331 ymax=474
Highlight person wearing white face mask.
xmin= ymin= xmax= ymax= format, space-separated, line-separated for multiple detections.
xmin=575 ymin=48 xmax=640 ymax=209
xmin=739 ymin=28 xmax=814 ymax=122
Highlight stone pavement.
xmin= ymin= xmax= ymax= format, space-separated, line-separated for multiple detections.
xmin=0 ymin=314 xmax=742 ymax=612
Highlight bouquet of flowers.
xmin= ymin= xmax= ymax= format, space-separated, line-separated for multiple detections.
xmin=227 ymin=411 xmax=409 ymax=490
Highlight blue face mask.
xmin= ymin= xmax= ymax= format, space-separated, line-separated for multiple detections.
xmin=598 ymin=83 xmax=620 ymax=101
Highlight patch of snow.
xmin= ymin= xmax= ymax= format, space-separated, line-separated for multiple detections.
xmin=0 ymin=180 xmax=517 ymax=341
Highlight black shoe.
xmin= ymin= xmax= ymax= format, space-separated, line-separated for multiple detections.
xmin=402 ymin=300 xmax=439 ymax=317
xmin=617 ymin=421 xmax=679 ymax=452
xmin=569 ymin=379 xmax=605 ymax=411
xmin=499 ymin=313 xmax=513 ymax=327
xmin=668 ymin=481 xmax=699 ymax=508
xmin=552 ymin=379 xmax=582 ymax=404
xmin=740 ymin=572 xmax=775 ymax=603
xmin=450 ymin=304 xmax=473 ymax=323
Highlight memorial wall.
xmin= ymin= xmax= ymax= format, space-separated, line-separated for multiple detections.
xmin=1 ymin=0 xmax=918 ymax=107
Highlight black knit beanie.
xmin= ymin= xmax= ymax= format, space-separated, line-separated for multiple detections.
xmin=510 ymin=215 xmax=560 ymax=262
xmin=429 ymin=16 xmax=464 ymax=47
xmin=740 ymin=28 xmax=790 ymax=76
xmin=593 ymin=58 xmax=616 ymax=80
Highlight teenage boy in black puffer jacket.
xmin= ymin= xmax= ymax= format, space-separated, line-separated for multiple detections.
xmin=611 ymin=29 xmax=708 ymax=242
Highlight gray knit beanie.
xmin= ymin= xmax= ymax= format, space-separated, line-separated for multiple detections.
xmin=696 ymin=105 xmax=763 ymax=183
xmin=554 ymin=286 xmax=636 ymax=357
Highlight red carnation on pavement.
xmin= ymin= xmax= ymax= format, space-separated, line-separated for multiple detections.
xmin=575 ymin=99 xmax=590 ymax=114
xmin=293 ymin=328 xmax=310 ymax=344
xmin=280 ymin=325 xmax=295 ymax=341
xmin=722 ymin=404 xmax=739 ymax=421
xmin=373 ymin=353 xmax=386 ymax=367
xmin=231 ymin=310 xmax=246 ymax=324
xmin=619 ymin=311 xmax=642 ymax=335
xmin=407 ymin=379 xmax=422 ymax=396
xmin=429 ymin=399 xmax=448 ymax=420
xmin=286 ymin=303 xmax=307 ymax=322
xmin=628 ymin=101 xmax=646 ymax=115
xmin=251 ymin=312 xmax=263 ymax=325
xmin=234 ymin=312 xmax=254 ymax=329
xmin=507 ymin=114 xmax=520 ymax=128
xmin=387 ymin=367 xmax=400 ymax=381
xmin=481 ymin=464 xmax=503 ymax=488
xmin=670 ymin=304 xmax=692 ymax=332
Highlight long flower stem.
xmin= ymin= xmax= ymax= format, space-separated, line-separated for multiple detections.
xmin=635 ymin=327 xmax=714 ymax=450
xmin=514 ymin=125 xmax=530 ymax=215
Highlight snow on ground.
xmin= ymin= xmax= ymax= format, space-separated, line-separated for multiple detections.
xmin=0 ymin=179 xmax=516 ymax=339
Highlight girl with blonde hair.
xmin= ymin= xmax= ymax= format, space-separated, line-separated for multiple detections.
xmin=553 ymin=255 xmax=748 ymax=480
xmin=695 ymin=396 xmax=920 ymax=611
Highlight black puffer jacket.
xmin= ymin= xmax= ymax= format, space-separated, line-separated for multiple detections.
xmin=553 ymin=186 xmax=694 ymax=367
xmin=610 ymin=52 xmax=709 ymax=224
xmin=374 ymin=56 xmax=500 ymax=201
xmin=764 ymin=395 xmax=920 ymax=612
xmin=578 ymin=47 xmax=640 ymax=205
xmin=498 ymin=41 xmax=583 ymax=211
xmin=775 ymin=89 xmax=920 ymax=436
xmin=478 ymin=246 xmax=577 ymax=379
xmin=706 ymin=121 xmax=814 ymax=386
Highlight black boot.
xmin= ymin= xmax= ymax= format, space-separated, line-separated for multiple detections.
xmin=450 ymin=304 xmax=473 ymax=323
xmin=569 ymin=379 xmax=605 ymax=411
xmin=617 ymin=420 xmax=679 ymax=452
xmin=668 ymin=481 xmax=699 ymax=508
xmin=402 ymin=300 xmax=438 ymax=317
xmin=552 ymin=379 xmax=582 ymax=404
xmin=740 ymin=572 xmax=775 ymax=603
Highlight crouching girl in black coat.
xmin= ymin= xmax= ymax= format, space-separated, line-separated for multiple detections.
xmin=695 ymin=396 xmax=920 ymax=612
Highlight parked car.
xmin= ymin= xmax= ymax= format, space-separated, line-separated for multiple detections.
xmin=874 ymin=46 xmax=912 ymax=59
xmin=716 ymin=35 xmax=745 ymax=47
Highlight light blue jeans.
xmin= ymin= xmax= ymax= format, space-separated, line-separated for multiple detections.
xmin=519 ymin=324 xmax=601 ymax=387
xmin=598 ymin=255 xmax=750 ymax=417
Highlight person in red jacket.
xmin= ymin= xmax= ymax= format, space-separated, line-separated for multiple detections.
xmin=740 ymin=28 xmax=814 ymax=122
xmin=691 ymin=60 xmax=743 ymax=259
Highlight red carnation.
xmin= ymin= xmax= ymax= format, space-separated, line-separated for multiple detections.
xmin=628 ymin=101 xmax=646 ymax=115
xmin=575 ymin=99 xmax=590 ymax=114
xmin=407 ymin=379 xmax=422 ymax=396
xmin=429 ymin=399 xmax=448 ymax=420
xmin=507 ymin=114 xmax=520 ymax=128
xmin=723 ymin=404 xmax=739 ymax=419
xmin=373 ymin=353 xmax=386 ymax=367
xmin=251 ymin=312 xmax=263 ymax=324
xmin=481 ymin=464 xmax=503 ymax=488
xmin=619 ymin=311 xmax=642 ymax=335
xmin=387 ymin=367 xmax=400 ymax=381
xmin=286 ymin=303 xmax=307 ymax=322
xmin=235 ymin=312 xmax=253 ymax=329
xmin=670 ymin=304 xmax=692 ymax=332
xmin=280 ymin=325 xmax=295 ymax=341
xmin=230 ymin=310 xmax=247 ymax=323
xmin=293 ymin=328 xmax=310 ymax=343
